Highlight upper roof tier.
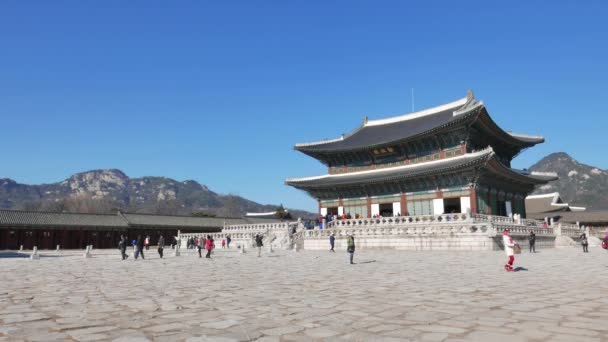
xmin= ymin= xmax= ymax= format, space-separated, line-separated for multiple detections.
xmin=294 ymin=90 xmax=544 ymax=159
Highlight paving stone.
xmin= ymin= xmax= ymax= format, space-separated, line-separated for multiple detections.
xmin=1 ymin=248 xmax=608 ymax=341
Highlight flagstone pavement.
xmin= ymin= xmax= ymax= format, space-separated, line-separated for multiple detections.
xmin=1 ymin=246 xmax=608 ymax=342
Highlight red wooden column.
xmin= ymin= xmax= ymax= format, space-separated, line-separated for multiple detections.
xmin=400 ymin=193 xmax=407 ymax=216
xmin=487 ymin=190 xmax=493 ymax=215
xmin=366 ymin=197 xmax=372 ymax=218
xmin=469 ymin=188 xmax=478 ymax=214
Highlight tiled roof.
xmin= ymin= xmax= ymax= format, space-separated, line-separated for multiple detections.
xmin=295 ymin=95 xmax=474 ymax=152
xmin=121 ymin=213 xmax=280 ymax=228
xmin=0 ymin=210 xmax=282 ymax=229
xmin=525 ymin=192 xmax=584 ymax=214
xmin=287 ymin=148 xmax=493 ymax=188
xmin=0 ymin=210 xmax=128 ymax=228
xmin=528 ymin=211 xmax=608 ymax=224
xmin=294 ymin=91 xmax=544 ymax=154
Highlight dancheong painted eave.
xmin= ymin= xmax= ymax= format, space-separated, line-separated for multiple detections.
xmin=284 ymin=147 xmax=557 ymax=189
xmin=293 ymin=90 xmax=544 ymax=154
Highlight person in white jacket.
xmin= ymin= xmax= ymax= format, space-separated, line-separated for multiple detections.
xmin=503 ymin=229 xmax=515 ymax=272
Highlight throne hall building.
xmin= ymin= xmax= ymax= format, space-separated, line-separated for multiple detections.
xmin=286 ymin=91 xmax=557 ymax=219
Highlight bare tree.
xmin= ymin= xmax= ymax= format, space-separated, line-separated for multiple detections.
xmin=39 ymin=199 xmax=67 ymax=212
xmin=154 ymin=199 xmax=181 ymax=215
xmin=61 ymin=194 xmax=118 ymax=214
xmin=19 ymin=201 xmax=42 ymax=211
xmin=219 ymin=194 xmax=241 ymax=218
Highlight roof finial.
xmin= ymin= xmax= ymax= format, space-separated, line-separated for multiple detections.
xmin=364 ymin=116 xmax=368 ymax=124
xmin=467 ymin=89 xmax=475 ymax=101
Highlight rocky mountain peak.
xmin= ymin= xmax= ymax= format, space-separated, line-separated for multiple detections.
xmin=0 ymin=178 xmax=17 ymax=186
xmin=64 ymin=169 xmax=129 ymax=198
xmin=530 ymin=152 xmax=608 ymax=210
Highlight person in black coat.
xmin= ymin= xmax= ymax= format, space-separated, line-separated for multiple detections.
xmin=118 ymin=235 xmax=129 ymax=260
xmin=157 ymin=235 xmax=165 ymax=259
xmin=255 ymin=234 xmax=264 ymax=257
xmin=528 ymin=231 xmax=536 ymax=253
xmin=580 ymin=233 xmax=589 ymax=253
xmin=135 ymin=235 xmax=145 ymax=260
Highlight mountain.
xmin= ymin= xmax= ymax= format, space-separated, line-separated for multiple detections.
xmin=530 ymin=152 xmax=608 ymax=210
xmin=0 ymin=169 xmax=316 ymax=218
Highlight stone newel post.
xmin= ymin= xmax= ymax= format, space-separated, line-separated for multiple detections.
xmin=30 ymin=246 xmax=40 ymax=260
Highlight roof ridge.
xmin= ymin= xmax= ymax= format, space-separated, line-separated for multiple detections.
xmin=0 ymin=208 xmax=119 ymax=216
xmin=364 ymin=94 xmax=470 ymax=127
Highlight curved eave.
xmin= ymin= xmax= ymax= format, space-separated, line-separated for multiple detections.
xmin=285 ymin=148 xmax=494 ymax=189
xmin=486 ymin=160 xmax=558 ymax=185
xmin=476 ymin=107 xmax=545 ymax=148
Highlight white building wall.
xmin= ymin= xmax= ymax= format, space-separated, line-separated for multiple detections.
xmin=433 ymin=198 xmax=444 ymax=215
xmin=320 ymin=208 xmax=327 ymax=216
xmin=371 ymin=203 xmax=380 ymax=217
xmin=338 ymin=206 xmax=344 ymax=216
xmin=392 ymin=202 xmax=401 ymax=216
xmin=506 ymin=201 xmax=512 ymax=216
xmin=460 ymin=196 xmax=471 ymax=214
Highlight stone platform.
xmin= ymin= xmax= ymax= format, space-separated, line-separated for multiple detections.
xmin=1 ymin=247 xmax=608 ymax=341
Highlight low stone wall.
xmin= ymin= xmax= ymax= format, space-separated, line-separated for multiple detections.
xmin=303 ymin=223 xmax=498 ymax=251
xmin=177 ymin=214 xmax=586 ymax=252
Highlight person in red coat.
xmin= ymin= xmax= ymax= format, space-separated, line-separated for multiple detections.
xmin=205 ymin=235 xmax=213 ymax=258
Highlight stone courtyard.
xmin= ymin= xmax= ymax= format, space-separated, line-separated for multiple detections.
xmin=1 ymin=247 xmax=608 ymax=342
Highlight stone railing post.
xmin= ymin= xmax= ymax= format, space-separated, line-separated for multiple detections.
xmin=56 ymin=245 xmax=60 ymax=252
xmin=555 ymin=223 xmax=562 ymax=236
xmin=83 ymin=245 xmax=92 ymax=258
xmin=30 ymin=246 xmax=40 ymax=260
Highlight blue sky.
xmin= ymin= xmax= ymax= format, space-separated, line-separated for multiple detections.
xmin=1 ymin=1 xmax=607 ymax=212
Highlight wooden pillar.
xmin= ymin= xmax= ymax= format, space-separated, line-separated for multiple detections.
xmin=487 ymin=190 xmax=493 ymax=215
xmin=469 ymin=188 xmax=478 ymax=214
xmin=400 ymin=193 xmax=407 ymax=216
xmin=366 ymin=197 xmax=372 ymax=218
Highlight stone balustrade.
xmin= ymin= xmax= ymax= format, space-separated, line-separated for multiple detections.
xmin=222 ymin=222 xmax=294 ymax=232
xmin=307 ymin=221 xmax=495 ymax=251
xmin=178 ymin=213 xmax=585 ymax=251
xmin=326 ymin=213 xmax=469 ymax=229
xmin=310 ymin=222 xmax=493 ymax=238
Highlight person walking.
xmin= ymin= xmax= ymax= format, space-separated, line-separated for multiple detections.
xmin=157 ymin=235 xmax=165 ymax=259
xmin=135 ymin=235 xmax=145 ymax=260
xmin=144 ymin=235 xmax=150 ymax=250
xmin=528 ymin=231 xmax=536 ymax=253
xmin=221 ymin=239 xmax=226 ymax=249
xmin=205 ymin=235 xmax=213 ymax=258
xmin=226 ymin=235 xmax=231 ymax=248
xmin=503 ymin=229 xmax=515 ymax=272
xmin=255 ymin=234 xmax=264 ymax=257
xmin=118 ymin=235 xmax=128 ymax=260
xmin=197 ymin=236 xmax=203 ymax=258
xmin=329 ymin=233 xmax=335 ymax=252
xmin=346 ymin=234 xmax=355 ymax=264
xmin=580 ymin=233 xmax=589 ymax=253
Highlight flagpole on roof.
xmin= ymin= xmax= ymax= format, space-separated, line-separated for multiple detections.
xmin=411 ymin=88 xmax=415 ymax=112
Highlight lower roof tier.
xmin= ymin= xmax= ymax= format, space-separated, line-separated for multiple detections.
xmin=285 ymin=147 xmax=557 ymax=199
